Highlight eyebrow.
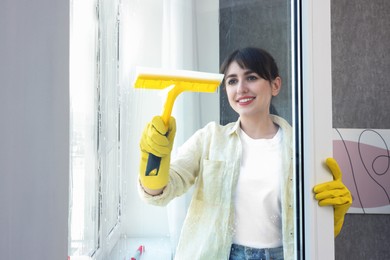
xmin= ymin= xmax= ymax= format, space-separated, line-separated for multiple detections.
xmin=225 ymin=69 xmax=256 ymax=79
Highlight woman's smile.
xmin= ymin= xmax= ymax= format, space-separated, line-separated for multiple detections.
xmin=236 ymin=96 xmax=256 ymax=105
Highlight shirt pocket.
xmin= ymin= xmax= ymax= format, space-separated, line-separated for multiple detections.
xmin=197 ymin=159 xmax=226 ymax=204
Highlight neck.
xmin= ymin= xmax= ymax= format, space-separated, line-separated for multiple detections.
xmin=240 ymin=114 xmax=278 ymax=139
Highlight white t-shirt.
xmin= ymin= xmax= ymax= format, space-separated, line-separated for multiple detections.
xmin=233 ymin=127 xmax=283 ymax=248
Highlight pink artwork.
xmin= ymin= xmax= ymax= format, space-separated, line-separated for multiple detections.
xmin=333 ymin=129 xmax=390 ymax=214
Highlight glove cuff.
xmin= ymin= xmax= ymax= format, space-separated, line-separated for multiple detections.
xmin=139 ymin=151 xmax=170 ymax=190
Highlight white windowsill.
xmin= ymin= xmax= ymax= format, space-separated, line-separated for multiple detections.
xmin=108 ymin=236 xmax=172 ymax=260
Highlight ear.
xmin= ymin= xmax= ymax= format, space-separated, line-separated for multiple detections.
xmin=271 ymin=77 xmax=282 ymax=96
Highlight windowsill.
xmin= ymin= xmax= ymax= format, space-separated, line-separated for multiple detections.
xmin=109 ymin=236 xmax=172 ymax=260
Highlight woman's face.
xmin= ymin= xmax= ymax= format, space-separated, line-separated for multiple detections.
xmin=224 ymin=61 xmax=281 ymax=120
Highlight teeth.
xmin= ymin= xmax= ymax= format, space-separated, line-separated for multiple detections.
xmin=238 ymin=98 xmax=254 ymax=103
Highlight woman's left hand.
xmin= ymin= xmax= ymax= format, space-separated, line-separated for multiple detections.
xmin=313 ymin=158 xmax=353 ymax=237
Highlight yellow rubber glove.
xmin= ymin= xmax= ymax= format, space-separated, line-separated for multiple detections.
xmin=139 ymin=116 xmax=176 ymax=190
xmin=313 ymin=158 xmax=352 ymax=237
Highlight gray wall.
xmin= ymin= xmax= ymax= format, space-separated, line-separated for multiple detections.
xmin=331 ymin=0 xmax=390 ymax=259
xmin=219 ymin=0 xmax=292 ymax=125
xmin=0 ymin=0 xmax=69 ymax=259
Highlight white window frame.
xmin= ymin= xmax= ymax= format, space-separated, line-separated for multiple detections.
xmin=69 ymin=0 xmax=122 ymax=259
xmin=69 ymin=0 xmax=100 ymax=256
xmin=301 ymin=0 xmax=335 ymax=259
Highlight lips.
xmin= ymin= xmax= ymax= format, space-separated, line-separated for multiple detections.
xmin=237 ymin=96 xmax=255 ymax=104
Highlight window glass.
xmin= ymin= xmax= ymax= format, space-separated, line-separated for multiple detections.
xmin=219 ymin=0 xmax=300 ymax=258
xmin=98 ymin=0 xmax=122 ymax=240
xmin=69 ymin=0 xmax=122 ymax=257
xmin=122 ymin=0 xmax=301 ymax=259
xmin=70 ymin=0 xmax=302 ymax=259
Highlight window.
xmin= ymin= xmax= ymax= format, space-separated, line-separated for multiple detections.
xmin=69 ymin=0 xmax=335 ymax=259
xmin=69 ymin=0 xmax=122 ymax=258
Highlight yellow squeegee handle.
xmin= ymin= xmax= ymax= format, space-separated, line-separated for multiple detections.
xmin=145 ymin=85 xmax=182 ymax=177
xmin=161 ymin=84 xmax=183 ymax=125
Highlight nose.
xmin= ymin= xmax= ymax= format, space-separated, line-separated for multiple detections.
xmin=236 ymin=80 xmax=248 ymax=93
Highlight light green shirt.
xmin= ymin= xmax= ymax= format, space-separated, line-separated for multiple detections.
xmin=138 ymin=115 xmax=294 ymax=260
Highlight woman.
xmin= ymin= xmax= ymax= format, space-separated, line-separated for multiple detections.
xmin=138 ymin=47 xmax=352 ymax=260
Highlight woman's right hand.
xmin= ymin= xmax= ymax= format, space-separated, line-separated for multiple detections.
xmin=139 ymin=116 xmax=176 ymax=193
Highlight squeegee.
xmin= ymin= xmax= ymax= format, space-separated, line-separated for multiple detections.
xmin=134 ymin=67 xmax=224 ymax=176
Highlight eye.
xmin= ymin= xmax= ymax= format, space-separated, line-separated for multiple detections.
xmin=247 ymin=75 xmax=258 ymax=81
xmin=226 ymin=78 xmax=238 ymax=86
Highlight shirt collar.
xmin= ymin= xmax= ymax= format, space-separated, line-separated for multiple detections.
xmin=227 ymin=118 xmax=241 ymax=135
xmin=227 ymin=114 xmax=292 ymax=137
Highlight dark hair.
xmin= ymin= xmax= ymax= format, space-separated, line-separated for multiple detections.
xmin=220 ymin=47 xmax=279 ymax=87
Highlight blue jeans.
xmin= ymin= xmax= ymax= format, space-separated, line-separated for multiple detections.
xmin=229 ymin=244 xmax=284 ymax=260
